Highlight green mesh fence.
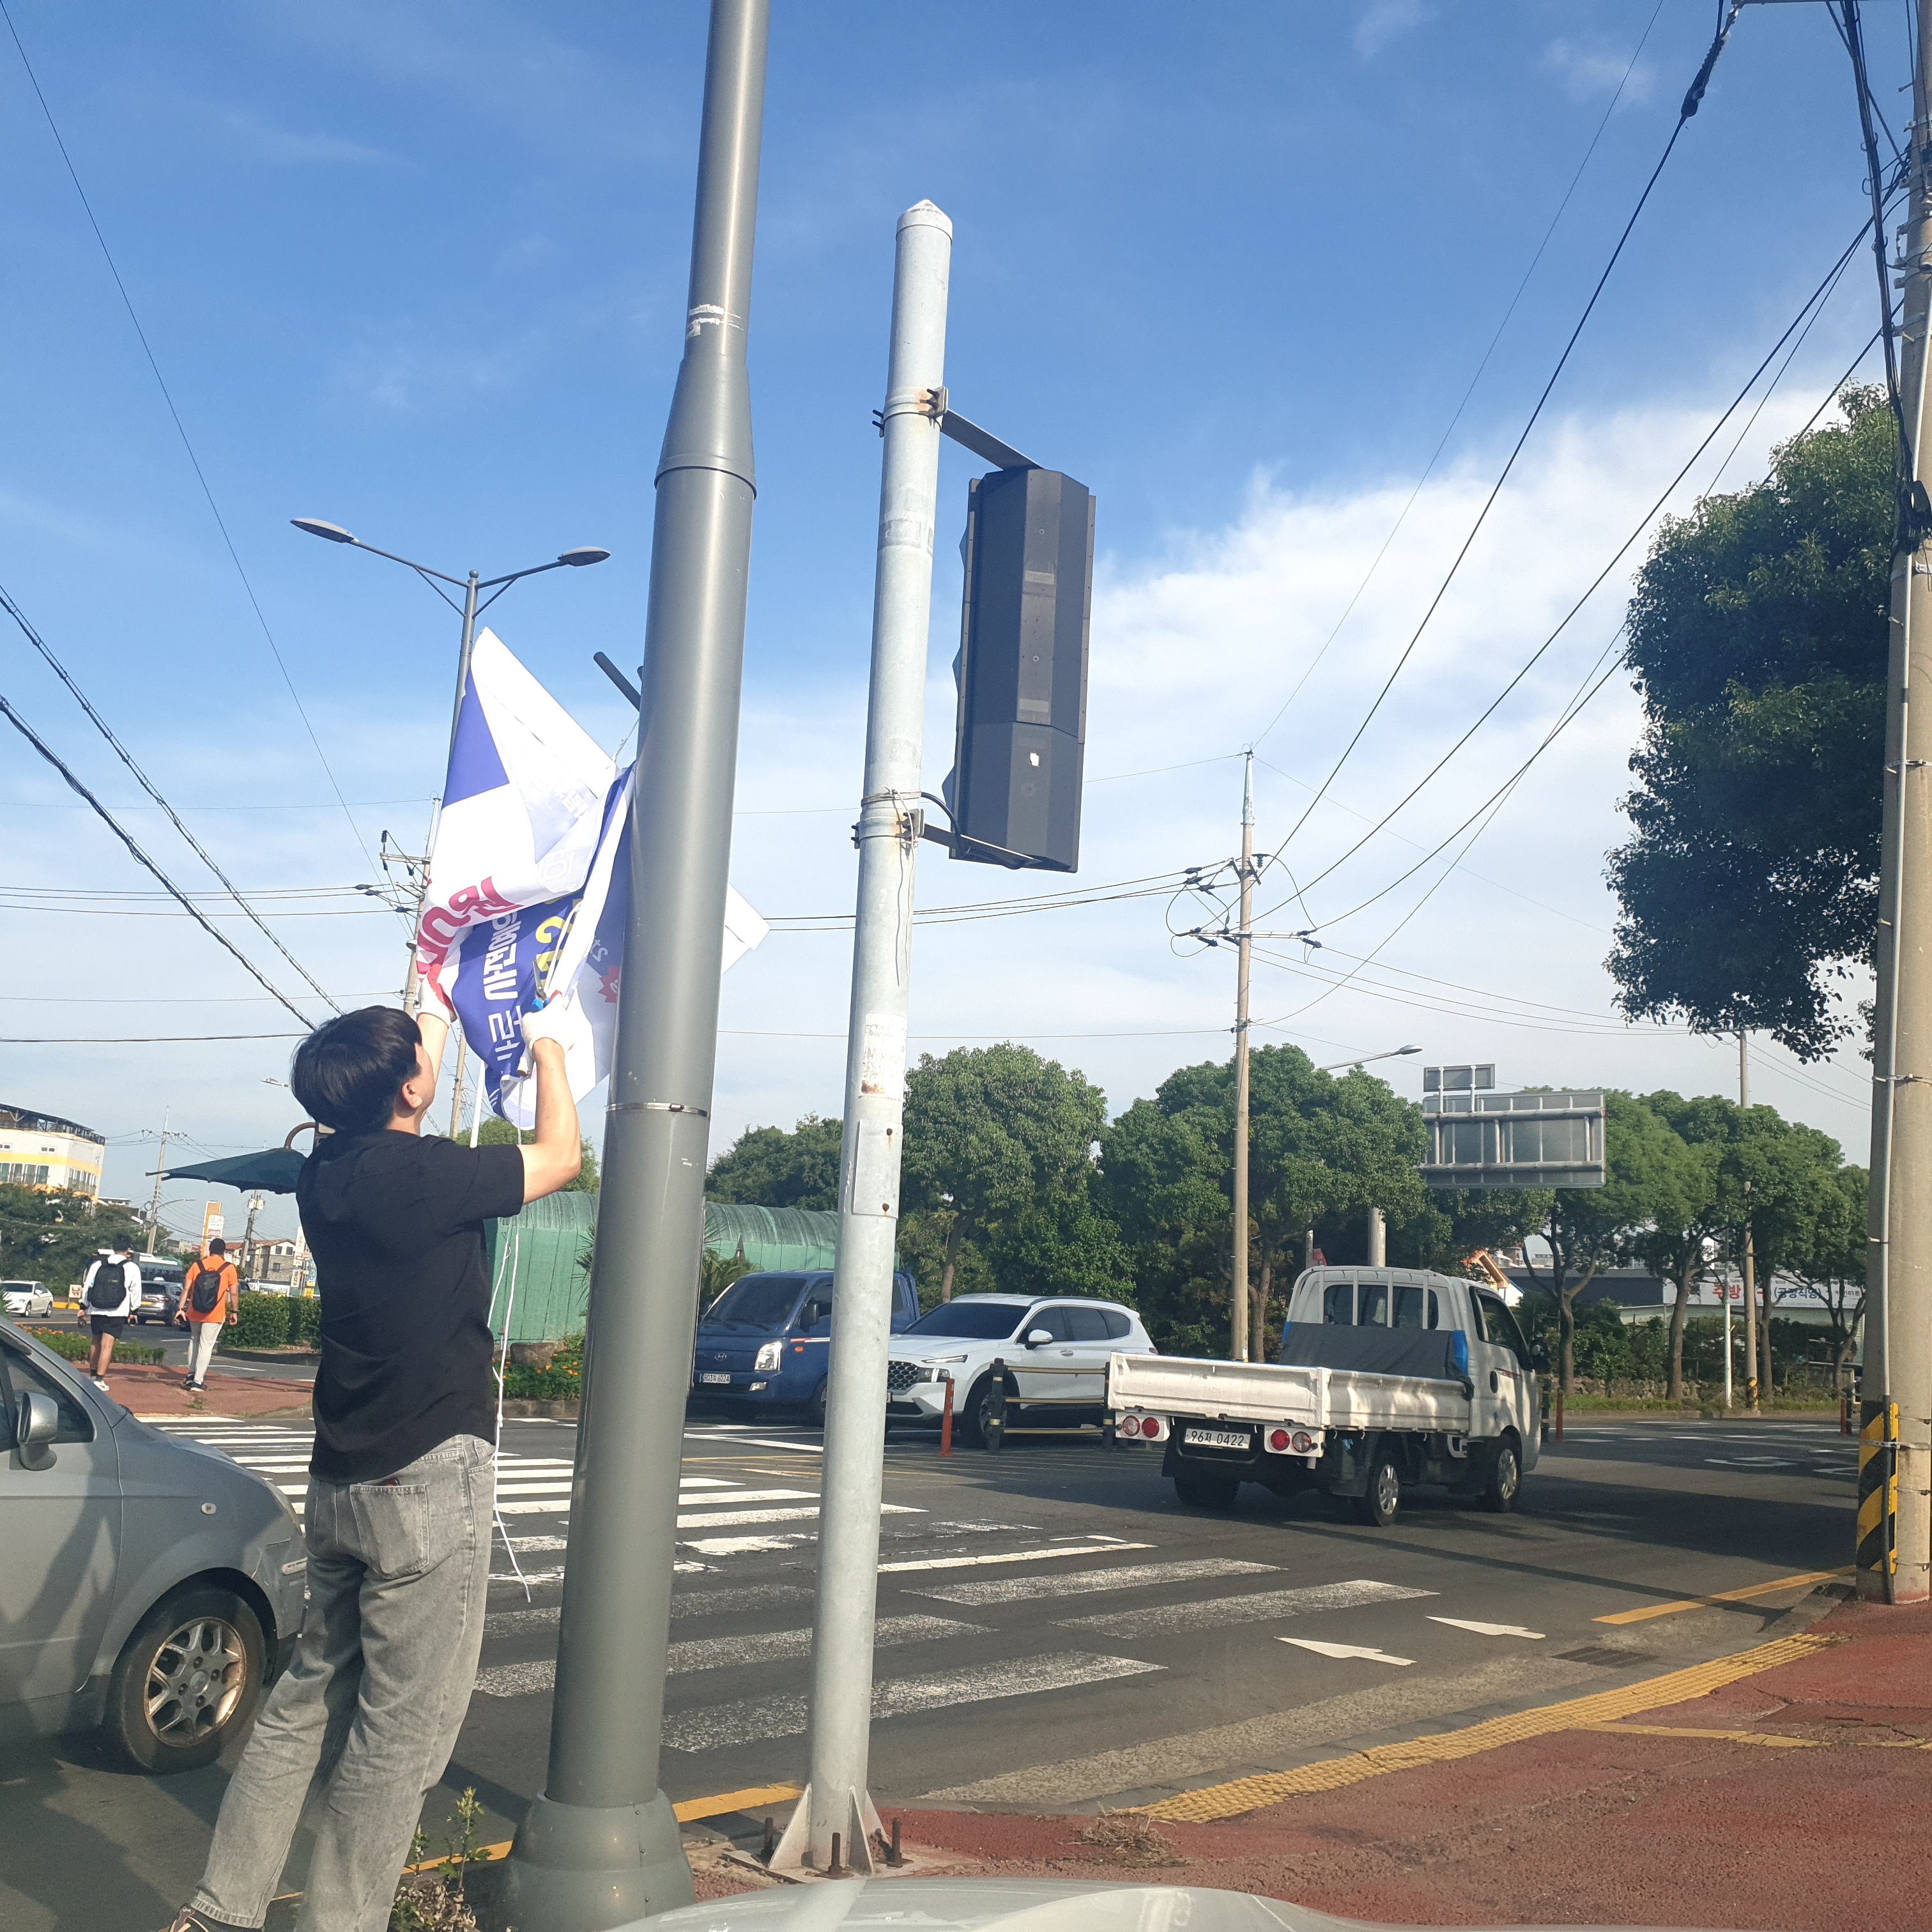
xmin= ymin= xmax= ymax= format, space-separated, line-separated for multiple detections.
xmin=484 ymin=1196 xmax=841 ymax=1342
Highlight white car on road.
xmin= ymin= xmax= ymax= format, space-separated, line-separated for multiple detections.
xmin=2 ymin=1282 xmax=53 ymax=1320
xmin=885 ymin=1294 xmax=1155 ymax=1446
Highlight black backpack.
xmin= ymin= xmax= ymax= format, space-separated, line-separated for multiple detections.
xmin=88 ymin=1258 xmax=128 ymax=1309
xmin=190 ymin=1262 xmax=226 ymax=1315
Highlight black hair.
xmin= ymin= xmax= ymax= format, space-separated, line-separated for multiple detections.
xmin=207 ymin=1238 xmax=227 ymax=1254
xmin=291 ymin=1006 xmax=422 ymax=1135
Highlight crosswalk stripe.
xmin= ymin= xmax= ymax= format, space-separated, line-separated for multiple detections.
xmin=671 ymin=1489 xmax=820 ymax=1508
xmin=660 ymin=1651 xmax=1163 ymax=1752
xmin=878 ymin=1541 xmax=1151 ymax=1575
xmin=673 ymin=1504 xmax=921 ymax=1530
xmin=1058 ymin=1578 xmax=1436 ymax=1638
xmin=474 ymin=1613 xmax=979 ymax=1696
xmin=673 ymin=1584 xmax=813 ymax=1620
xmin=911 ymin=1558 xmax=1278 ymax=1606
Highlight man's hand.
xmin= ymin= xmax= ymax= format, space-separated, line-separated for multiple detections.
xmin=517 ymin=1009 xmax=582 ymax=1203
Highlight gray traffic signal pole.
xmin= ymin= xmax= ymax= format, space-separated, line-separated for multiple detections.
xmin=770 ymin=201 xmax=953 ymax=1876
xmin=498 ymin=4 xmax=769 ymax=1922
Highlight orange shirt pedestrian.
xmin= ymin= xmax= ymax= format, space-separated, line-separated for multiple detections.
xmin=182 ymin=1255 xmax=239 ymax=1323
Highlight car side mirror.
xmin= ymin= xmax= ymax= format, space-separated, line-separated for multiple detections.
xmin=1025 ymin=1328 xmax=1054 ymax=1349
xmin=17 ymin=1390 xmax=57 ymax=1471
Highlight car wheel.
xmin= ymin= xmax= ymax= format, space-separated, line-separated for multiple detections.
xmin=952 ymin=1375 xmax=997 ymax=1450
xmin=1173 ymin=1466 xmax=1240 ymax=1509
xmin=1353 ymin=1449 xmax=1401 ymax=1528
xmin=1482 ymin=1437 xmax=1521 ymax=1514
xmin=106 ymin=1583 xmax=266 ymax=1774
xmin=809 ymin=1377 xmax=829 ymax=1429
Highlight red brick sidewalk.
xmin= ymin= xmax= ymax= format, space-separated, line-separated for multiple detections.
xmin=852 ymin=1595 xmax=1931 ymax=1928
xmin=109 ymin=1360 xmax=312 ymax=1420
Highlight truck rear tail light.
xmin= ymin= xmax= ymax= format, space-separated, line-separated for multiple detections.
xmin=1266 ymin=1429 xmax=1291 ymax=1453
xmin=1291 ymin=1430 xmax=1314 ymax=1453
xmin=1133 ymin=1414 xmax=1167 ymax=1441
xmin=1119 ymin=1415 xmax=1142 ymax=1438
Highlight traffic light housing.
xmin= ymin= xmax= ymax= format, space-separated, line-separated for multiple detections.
xmin=941 ymin=466 xmax=1093 ymax=872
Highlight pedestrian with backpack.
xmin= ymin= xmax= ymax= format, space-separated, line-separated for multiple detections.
xmin=178 ymin=1238 xmax=238 ymax=1391
xmin=82 ymin=1244 xmax=141 ymax=1390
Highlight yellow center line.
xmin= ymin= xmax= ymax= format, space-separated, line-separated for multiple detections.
xmin=1136 ymin=1631 xmax=1839 ymax=1825
xmin=1593 ymin=1567 xmax=1849 ymax=1624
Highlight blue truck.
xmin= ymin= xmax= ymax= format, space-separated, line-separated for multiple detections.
xmin=690 ymin=1268 xmax=919 ymax=1423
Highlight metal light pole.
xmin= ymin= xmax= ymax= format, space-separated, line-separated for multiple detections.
xmin=498 ymin=4 xmax=768 ymax=1922
xmin=289 ymin=518 xmax=610 ymax=1013
xmin=1738 ymin=1030 xmax=1760 ymax=1413
xmin=770 ymin=199 xmax=952 ymax=1878
xmin=1231 ymin=753 xmax=1255 ymax=1362
xmin=1865 ymin=0 xmax=1932 ymax=1607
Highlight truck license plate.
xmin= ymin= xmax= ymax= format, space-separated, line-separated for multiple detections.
xmin=699 ymin=1372 xmax=732 ymax=1385
xmin=1184 ymin=1427 xmax=1252 ymax=1452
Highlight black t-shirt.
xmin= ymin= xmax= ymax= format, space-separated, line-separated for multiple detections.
xmin=296 ymin=1130 xmax=525 ymax=1484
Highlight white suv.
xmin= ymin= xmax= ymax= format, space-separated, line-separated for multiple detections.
xmin=885 ymin=1294 xmax=1155 ymax=1446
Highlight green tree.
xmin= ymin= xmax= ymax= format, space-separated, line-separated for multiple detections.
xmin=1100 ymin=1045 xmax=1425 ymax=1357
xmin=1518 ymin=1092 xmax=1687 ymax=1390
xmin=705 ymin=1114 xmax=844 ymax=1210
xmin=473 ymin=1116 xmax=599 ymax=1192
xmin=1783 ymin=1162 xmax=1867 ymax=1368
xmin=0 ymin=1185 xmax=148 ymax=1294
xmin=1606 ymin=387 xmax=1893 ymax=1058
xmin=900 ymin=1043 xmax=1126 ymax=1305
xmin=1627 ymin=1092 xmax=1728 ymax=1401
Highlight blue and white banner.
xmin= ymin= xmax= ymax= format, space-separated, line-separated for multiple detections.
xmin=447 ymin=743 xmax=769 ymax=1128
xmin=414 ymin=629 xmax=615 ymax=1013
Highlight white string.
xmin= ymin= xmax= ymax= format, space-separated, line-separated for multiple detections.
xmin=485 ymin=1217 xmax=532 ymax=1602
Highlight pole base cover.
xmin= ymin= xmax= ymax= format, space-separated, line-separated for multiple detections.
xmin=497 ymin=1791 xmax=693 ymax=1930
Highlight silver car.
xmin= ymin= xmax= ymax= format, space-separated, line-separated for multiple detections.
xmin=0 ymin=1319 xmax=308 ymax=1771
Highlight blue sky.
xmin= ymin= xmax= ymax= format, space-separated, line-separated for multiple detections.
xmin=0 ymin=1 xmax=1901 ymax=1246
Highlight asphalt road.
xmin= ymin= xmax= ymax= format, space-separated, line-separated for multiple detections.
xmin=1 ymin=1409 xmax=1857 ymax=1931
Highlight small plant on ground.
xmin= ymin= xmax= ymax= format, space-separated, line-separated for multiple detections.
xmin=389 ymin=1788 xmax=491 ymax=1931
xmin=1071 ymin=1813 xmax=1186 ymax=1866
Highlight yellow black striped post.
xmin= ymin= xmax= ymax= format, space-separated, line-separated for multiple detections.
xmin=1856 ymin=1400 xmax=1898 ymax=1600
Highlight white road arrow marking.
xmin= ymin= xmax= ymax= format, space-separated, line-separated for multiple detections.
xmin=1279 ymin=1639 xmax=1413 ymax=1666
xmin=1428 ymin=1616 xmax=1545 ymax=1639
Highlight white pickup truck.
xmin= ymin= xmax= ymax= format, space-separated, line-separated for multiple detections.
xmin=1107 ymin=1265 xmax=1542 ymax=1526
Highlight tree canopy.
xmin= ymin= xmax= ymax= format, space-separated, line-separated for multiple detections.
xmin=1606 ymin=387 xmax=1892 ymax=1057
xmin=705 ymin=1113 xmax=843 ymax=1211
xmin=474 ymin=1116 xmax=600 ymax=1193
xmin=0 ymin=1184 xmax=150 ymax=1291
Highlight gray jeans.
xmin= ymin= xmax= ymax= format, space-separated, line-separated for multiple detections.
xmin=191 ymin=1433 xmax=495 ymax=1931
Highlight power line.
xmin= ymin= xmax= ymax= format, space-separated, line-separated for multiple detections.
xmin=1248 ymin=0 xmax=1671 ymax=758
xmin=1256 ymin=4 xmax=1745 ymax=886
xmin=0 ymin=0 xmax=377 ymax=872
xmin=1 ymin=1033 xmax=309 ymax=1044
xmin=0 ymin=584 xmax=339 ymax=1014
xmin=0 ymin=687 xmax=314 ymax=1026
xmin=1254 ymin=224 xmax=1889 ymax=930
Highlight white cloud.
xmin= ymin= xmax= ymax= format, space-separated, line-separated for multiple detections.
xmin=2 ymin=373 xmax=1880 ymax=1246
xmin=1543 ymin=38 xmax=1654 ymax=106
xmin=211 ymin=105 xmax=386 ymax=166
xmin=1354 ymin=1 xmax=1432 ymax=61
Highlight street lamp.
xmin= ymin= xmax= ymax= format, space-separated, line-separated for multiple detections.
xmin=291 ymin=518 xmax=610 ymax=1013
xmin=1319 ymin=1045 xmax=1422 ymax=1073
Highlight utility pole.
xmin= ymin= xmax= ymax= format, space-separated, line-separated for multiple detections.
xmin=1865 ymin=0 xmax=1932 ymax=1607
xmin=144 ymin=1109 xmax=169 ymax=1254
xmin=497 ymin=4 xmax=768 ymax=1922
xmin=1231 ymin=752 xmax=1255 ymax=1361
xmin=1367 ymin=1204 xmax=1386 ymax=1268
xmin=1740 ymin=1030 xmax=1759 ymax=1414
xmin=772 ymin=198 xmax=952 ymax=1878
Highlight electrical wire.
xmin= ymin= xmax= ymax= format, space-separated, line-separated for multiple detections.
xmin=1252 ymin=219 xmax=1889 ymax=930
xmin=1254 ymin=3 xmax=1747 ymax=888
xmin=0 ymin=688 xmax=314 ymax=1025
xmin=1249 ymin=0 xmax=1671 ymax=758
xmin=0 ymin=0 xmax=377 ymax=872
xmin=0 ymin=584 xmax=340 ymax=1015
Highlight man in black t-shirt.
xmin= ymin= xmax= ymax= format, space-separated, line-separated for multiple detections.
xmin=167 ymin=999 xmax=579 ymax=1932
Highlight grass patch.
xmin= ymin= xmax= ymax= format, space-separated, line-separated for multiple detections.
xmin=36 ymin=1328 xmax=164 ymax=1365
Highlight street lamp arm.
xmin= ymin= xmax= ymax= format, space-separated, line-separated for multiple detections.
xmin=1319 ymin=1045 xmax=1423 ymax=1072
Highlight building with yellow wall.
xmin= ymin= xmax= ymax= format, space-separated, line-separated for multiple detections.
xmin=0 ymin=1105 xmax=105 ymax=1196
